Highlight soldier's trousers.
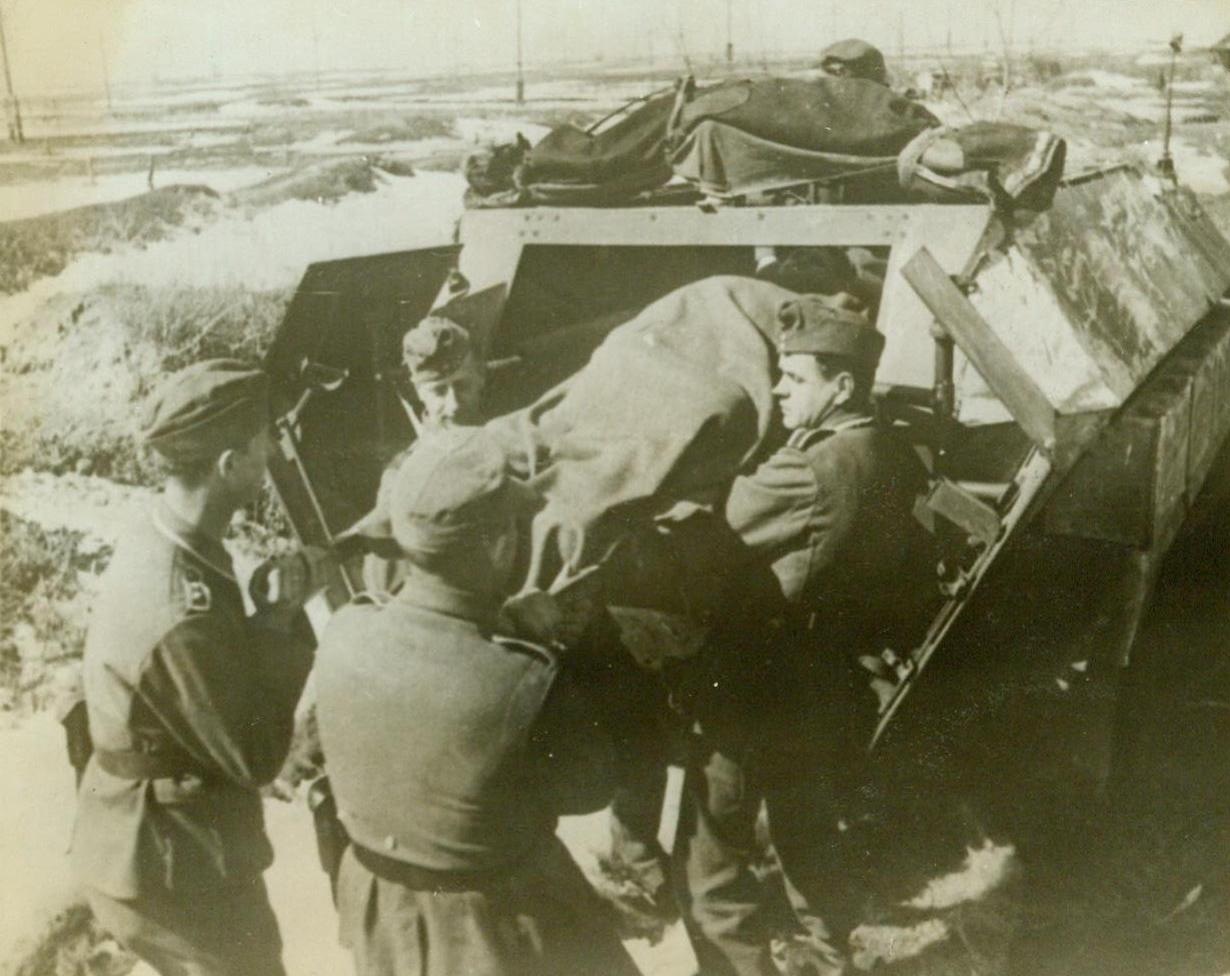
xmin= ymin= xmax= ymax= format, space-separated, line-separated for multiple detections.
xmin=673 ymin=729 xmax=853 ymax=976
xmin=86 ymin=876 xmax=285 ymax=976
xmin=668 ymin=622 xmax=872 ymax=976
xmin=573 ymin=610 xmax=674 ymax=888
xmin=336 ymin=837 xmax=641 ymax=976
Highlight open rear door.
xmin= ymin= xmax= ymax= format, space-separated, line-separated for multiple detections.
xmin=263 ymin=246 xmax=458 ymax=600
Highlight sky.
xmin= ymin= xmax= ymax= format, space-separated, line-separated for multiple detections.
xmin=6 ymin=0 xmax=1228 ymax=95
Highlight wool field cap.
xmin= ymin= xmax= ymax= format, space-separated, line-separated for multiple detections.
xmin=818 ymin=38 xmax=889 ymax=86
xmin=402 ymin=315 xmax=474 ymax=382
xmin=143 ymin=359 xmax=270 ymax=463
xmin=389 ymin=428 xmax=539 ymax=556
xmin=777 ymin=296 xmax=885 ymax=367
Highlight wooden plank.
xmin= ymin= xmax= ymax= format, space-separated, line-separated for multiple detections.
xmin=902 ymin=246 xmax=1057 ymax=451
xmin=877 ymin=207 xmax=994 ymax=392
xmin=924 ymin=479 xmax=1002 ymax=547
xmin=873 ymin=448 xmax=1055 ymax=748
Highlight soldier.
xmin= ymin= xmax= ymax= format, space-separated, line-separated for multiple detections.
xmin=71 ymin=359 xmax=324 ymax=976
xmin=298 ymin=316 xmax=490 ymax=894
xmin=816 ymin=38 xmax=890 ymax=87
xmin=315 ymin=429 xmax=640 ymax=976
xmin=349 ymin=314 xmax=488 ymax=600
xmin=672 ymin=299 xmax=933 ymax=976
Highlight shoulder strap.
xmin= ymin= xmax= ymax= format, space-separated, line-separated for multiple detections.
xmin=492 ymin=634 xmax=559 ymax=669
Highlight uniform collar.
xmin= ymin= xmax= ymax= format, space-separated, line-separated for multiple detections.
xmin=787 ymin=407 xmax=876 ymax=447
xmin=817 ymin=405 xmax=875 ymax=433
xmin=150 ymin=499 xmax=236 ymax=582
xmin=394 ymin=576 xmax=498 ymax=630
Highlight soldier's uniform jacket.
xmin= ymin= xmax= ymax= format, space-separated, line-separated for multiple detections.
xmin=72 ymin=501 xmax=314 ymax=899
xmin=316 ymin=578 xmax=614 ymax=875
xmin=725 ymin=409 xmax=931 ymax=641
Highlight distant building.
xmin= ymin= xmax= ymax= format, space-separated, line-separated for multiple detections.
xmin=1213 ymin=32 xmax=1230 ymax=71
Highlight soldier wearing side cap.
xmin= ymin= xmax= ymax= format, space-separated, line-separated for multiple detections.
xmin=346 ymin=314 xmax=488 ymax=602
xmin=314 ymin=429 xmax=639 ymax=976
xmin=671 ymin=299 xmax=933 ymax=976
xmin=815 ymin=38 xmax=890 ymax=87
xmin=71 ymin=360 xmax=325 ymax=976
xmin=299 ymin=316 xmax=494 ymax=896
xmin=323 ymin=315 xmax=673 ymax=922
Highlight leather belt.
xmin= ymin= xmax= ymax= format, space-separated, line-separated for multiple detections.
xmin=352 ymin=842 xmax=522 ymax=893
xmin=95 ymin=747 xmax=202 ymax=781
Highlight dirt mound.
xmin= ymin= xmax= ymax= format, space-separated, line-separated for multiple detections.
xmin=227 ymin=158 xmax=383 ymax=208
xmin=0 ymin=509 xmax=110 ymax=714
xmin=0 ymin=283 xmax=290 ymax=482
xmin=338 ymin=113 xmax=454 ymax=145
xmin=0 ymin=185 xmax=219 ymax=296
xmin=10 ymin=901 xmax=135 ymax=976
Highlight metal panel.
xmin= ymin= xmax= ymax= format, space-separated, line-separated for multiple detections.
xmin=460 ymin=203 xmax=990 ymax=248
xmin=1045 ymin=307 xmax=1230 ymax=546
xmin=1179 ymin=310 xmax=1230 ymax=501
xmin=1042 ymin=321 xmax=1216 ymax=547
xmin=264 ymin=246 xmax=459 ymax=543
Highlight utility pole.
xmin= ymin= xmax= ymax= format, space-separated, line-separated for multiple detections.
xmin=897 ymin=11 xmax=905 ymax=60
xmin=725 ymin=0 xmax=733 ymax=66
xmin=312 ymin=24 xmax=322 ymax=90
xmin=1158 ymin=34 xmax=1183 ymax=180
xmin=515 ymin=0 xmax=525 ymax=104
xmin=0 ymin=0 xmax=24 ymax=143
xmin=99 ymin=34 xmax=112 ymax=114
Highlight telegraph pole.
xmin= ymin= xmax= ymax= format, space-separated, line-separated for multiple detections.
xmin=0 ymin=1 xmax=23 ymax=143
xmin=515 ymin=0 xmax=525 ymax=103
xmin=725 ymin=0 xmax=733 ymax=65
xmin=99 ymin=34 xmax=112 ymax=114
xmin=1158 ymin=34 xmax=1183 ymax=180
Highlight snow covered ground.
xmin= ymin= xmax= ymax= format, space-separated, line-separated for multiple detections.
xmin=0 ymin=167 xmax=283 ymax=222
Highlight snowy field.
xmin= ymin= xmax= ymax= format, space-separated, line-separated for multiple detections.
xmin=2 ymin=50 xmax=1229 ymax=976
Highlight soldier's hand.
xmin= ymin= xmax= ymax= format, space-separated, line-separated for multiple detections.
xmin=499 ymin=589 xmax=564 ymax=646
xmin=858 ymin=649 xmax=908 ymax=713
xmin=251 ymin=546 xmax=331 ymax=614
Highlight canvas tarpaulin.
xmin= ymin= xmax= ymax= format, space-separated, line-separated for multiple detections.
xmin=488 ymin=275 xmax=803 ymax=594
xmin=467 ymin=76 xmax=939 ymax=206
xmin=671 ymin=121 xmax=898 ymax=198
xmin=673 ymin=118 xmax=1067 ymax=205
xmin=468 ymin=74 xmax=1065 ymax=211
xmin=672 ymin=76 xmax=939 ymax=156
xmin=517 ymin=90 xmax=676 ymax=189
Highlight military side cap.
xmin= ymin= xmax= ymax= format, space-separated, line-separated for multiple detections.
xmin=777 ymin=296 xmax=885 ymax=367
xmin=390 ymin=429 xmax=538 ymax=556
xmin=402 ymin=315 xmax=474 ymax=382
xmin=143 ymin=359 xmax=270 ymax=463
xmin=818 ymin=38 xmax=889 ymax=86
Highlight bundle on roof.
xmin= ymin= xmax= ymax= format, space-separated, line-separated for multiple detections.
xmin=464 ymin=75 xmax=1066 ymax=212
